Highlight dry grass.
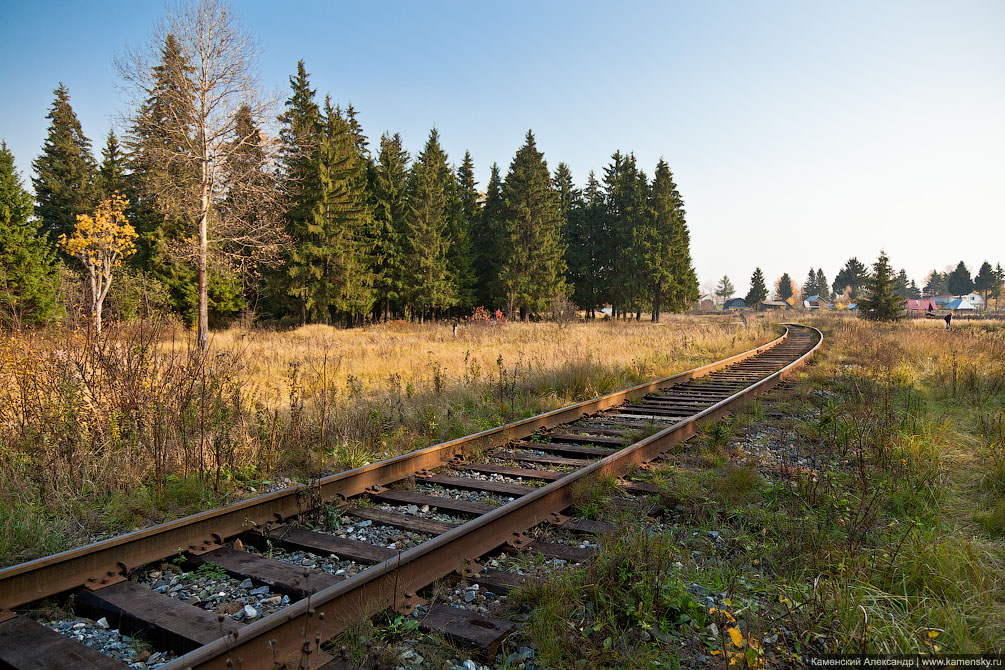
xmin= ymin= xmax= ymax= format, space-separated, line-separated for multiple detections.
xmin=509 ymin=314 xmax=1005 ymax=662
xmin=0 ymin=314 xmax=775 ymax=565
xmin=196 ymin=315 xmax=775 ymax=406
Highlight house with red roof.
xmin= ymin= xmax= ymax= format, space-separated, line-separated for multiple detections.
xmin=905 ymin=298 xmax=937 ymax=314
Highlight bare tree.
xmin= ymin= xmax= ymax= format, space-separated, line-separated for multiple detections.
xmin=118 ymin=0 xmax=284 ymax=348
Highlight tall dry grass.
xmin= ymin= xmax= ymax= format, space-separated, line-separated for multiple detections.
xmin=0 ymin=314 xmax=775 ymax=564
xmin=199 ymin=316 xmax=774 ymax=405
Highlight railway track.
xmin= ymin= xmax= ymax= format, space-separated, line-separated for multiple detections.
xmin=0 ymin=323 xmax=821 ymax=669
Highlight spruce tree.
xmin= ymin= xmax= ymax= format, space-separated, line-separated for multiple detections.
xmin=219 ymin=104 xmax=282 ymax=316
xmin=96 ymin=129 xmax=128 ymax=199
xmin=406 ymin=128 xmax=456 ymax=318
xmin=600 ymin=152 xmax=626 ymax=314
xmin=298 ymin=98 xmax=375 ymax=325
xmin=498 ymin=130 xmax=567 ymax=317
xmin=474 ymin=163 xmax=504 ymax=308
xmin=447 ymin=150 xmax=477 ymax=311
xmin=777 ymin=273 xmax=794 ymax=302
xmin=661 ymin=163 xmax=697 ymax=314
xmin=552 ymin=162 xmax=579 ymax=222
xmin=894 ymin=269 xmax=911 ymax=299
xmin=946 ymin=261 xmax=974 ymax=295
xmin=993 ymin=264 xmax=1005 ymax=309
xmin=640 ymin=159 xmax=695 ymax=319
xmin=802 ymin=267 xmax=818 ymax=300
xmin=832 ymin=257 xmax=869 ymax=298
xmin=923 ymin=270 xmax=948 ymax=297
xmin=745 ymin=267 xmax=768 ymax=306
xmin=372 ymin=132 xmax=410 ymax=319
xmin=603 ymin=152 xmax=649 ymax=317
xmin=715 ymin=276 xmax=735 ymax=302
xmin=277 ymin=60 xmax=323 ymax=323
xmin=457 ymin=152 xmax=482 ymax=231
xmin=126 ymin=33 xmax=200 ymax=319
xmin=32 ymin=83 xmax=98 ymax=240
xmin=343 ymin=103 xmax=369 ymax=157
xmin=859 ymin=251 xmax=904 ymax=321
xmin=334 ymin=101 xmax=377 ymax=324
xmin=552 ymin=162 xmax=582 ymax=313
xmin=1 ymin=142 xmax=59 ymax=326
xmin=815 ymin=268 xmax=830 ymax=300
xmin=564 ymin=171 xmax=603 ymax=317
xmin=974 ymin=261 xmax=996 ymax=305
xmin=908 ymin=279 xmax=921 ymax=299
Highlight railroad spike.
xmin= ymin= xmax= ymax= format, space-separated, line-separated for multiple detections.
xmin=504 ymin=532 xmax=532 ymax=550
xmin=460 ymin=558 xmax=484 ymax=577
xmin=548 ymin=511 xmax=571 ymax=526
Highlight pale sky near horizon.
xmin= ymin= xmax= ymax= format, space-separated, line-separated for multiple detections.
xmin=1 ymin=1 xmax=1003 ymax=296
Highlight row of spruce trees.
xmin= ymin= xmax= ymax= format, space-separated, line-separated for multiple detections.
xmin=725 ymin=258 xmax=1003 ymax=310
xmin=2 ymin=51 xmax=698 ymax=329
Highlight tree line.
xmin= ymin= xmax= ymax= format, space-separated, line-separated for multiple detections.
xmin=712 ymin=257 xmax=1004 ymax=309
xmin=0 ymin=2 xmax=698 ymax=341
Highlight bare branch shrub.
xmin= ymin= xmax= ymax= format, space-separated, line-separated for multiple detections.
xmin=117 ymin=0 xmax=286 ymax=347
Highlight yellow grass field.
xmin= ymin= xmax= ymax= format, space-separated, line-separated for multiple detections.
xmin=0 ymin=314 xmax=777 ymax=564
xmin=200 ymin=315 xmax=777 ymax=406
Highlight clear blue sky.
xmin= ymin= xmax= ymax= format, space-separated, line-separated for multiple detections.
xmin=2 ymin=1 xmax=1003 ymax=295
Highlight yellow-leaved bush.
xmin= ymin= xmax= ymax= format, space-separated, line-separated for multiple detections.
xmin=57 ymin=192 xmax=137 ymax=332
xmin=59 ymin=192 xmax=137 ymax=269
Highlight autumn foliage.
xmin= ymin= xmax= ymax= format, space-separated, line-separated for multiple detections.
xmin=58 ymin=192 xmax=137 ymax=332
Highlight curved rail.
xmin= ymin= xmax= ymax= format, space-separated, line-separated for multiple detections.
xmin=165 ymin=324 xmax=822 ymax=670
xmin=0 ymin=323 xmax=822 ymax=669
xmin=0 ymin=324 xmax=792 ymax=613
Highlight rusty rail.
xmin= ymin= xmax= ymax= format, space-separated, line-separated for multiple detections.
xmin=161 ymin=324 xmax=821 ymax=670
xmin=0 ymin=325 xmax=792 ymax=615
xmin=0 ymin=324 xmax=821 ymax=669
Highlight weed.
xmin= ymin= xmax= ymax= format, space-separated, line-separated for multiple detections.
xmin=570 ymin=475 xmax=619 ymax=519
xmin=322 ymin=503 xmax=343 ymax=530
xmin=704 ymin=419 xmax=733 ymax=448
xmin=717 ymin=464 xmax=764 ymax=505
xmin=190 ymin=562 xmax=227 ymax=581
xmin=377 ymin=614 xmax=421 ymax=641
xmin=975 ymin=499 xmax=1005 ymax=537
xmin=511 ymin=527 xmax=704 ymax=668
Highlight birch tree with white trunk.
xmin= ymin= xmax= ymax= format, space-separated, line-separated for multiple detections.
xmin=118 ymin=0 xmax=284 ymax=349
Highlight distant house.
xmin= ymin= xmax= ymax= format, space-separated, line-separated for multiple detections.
xmin=961 ymin=292 xmax=985 ymax=309
xmin=932 ymin=295 xmax=954 ymax=308
xmin=723 ymin=297 xmax=747 ymax=310
xmin=945 ymin=298 xmax=977 ymax=311
xmin=698 ymin=294 xmax=716 ymax=311
xmin=759 ymin=300 xmax=791 ymax=311
xmin=905 ymin=298 xmax=937 ymax=313
xmin=802 ymin=296 xmax=830 ymax=310
xmin=932 ymin=293 xmax=984 ymax=310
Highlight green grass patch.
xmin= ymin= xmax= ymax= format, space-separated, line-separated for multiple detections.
xmin=509 ymin=527 xmax=703 ymax=668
